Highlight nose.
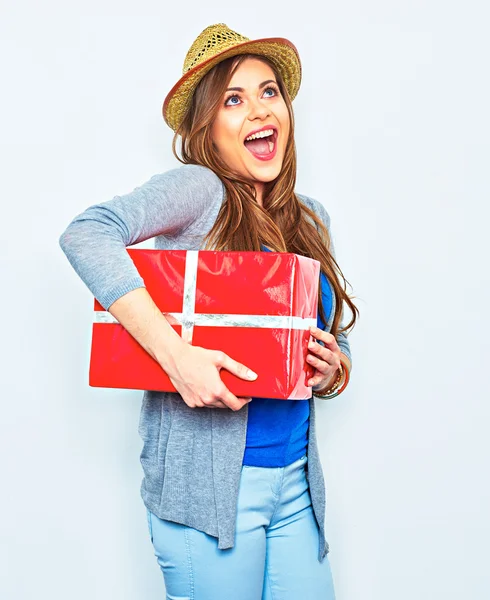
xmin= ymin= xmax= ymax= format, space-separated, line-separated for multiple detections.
xmin=247 ymin=96 xmax=271 ymax=121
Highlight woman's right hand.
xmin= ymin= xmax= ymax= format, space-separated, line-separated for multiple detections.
xmin=161 ymin=342 xmax=258 ymax=411
xmin=102 ymin=288 xmax=256 ymax=410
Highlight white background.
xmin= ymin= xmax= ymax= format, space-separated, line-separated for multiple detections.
xmin=1 ymin=1 xmax=489 ymax=599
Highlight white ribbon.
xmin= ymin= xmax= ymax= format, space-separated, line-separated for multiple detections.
xmin=94 ymin=250 xmax=316 ymax=343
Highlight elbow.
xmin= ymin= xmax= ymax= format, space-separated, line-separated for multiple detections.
xmin=58 ymin=227 xmax=72 ymax=257
xmin=58 ymin=229 xmax=68 ymax=253
xmin=58 ymin=222 xmax=83 ymax=261
xmin=58 ymin=217 xmax=94 ymax=256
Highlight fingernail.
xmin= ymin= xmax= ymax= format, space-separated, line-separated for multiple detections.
xmin=247 ymin=370 xmax=258 ymax=380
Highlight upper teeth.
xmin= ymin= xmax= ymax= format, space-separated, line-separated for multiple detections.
xmin=245 ymin=128 xmax=274 ymax=142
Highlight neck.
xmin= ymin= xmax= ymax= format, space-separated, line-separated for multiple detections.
xmin=254 ymin=182 xmax=264 ymax=207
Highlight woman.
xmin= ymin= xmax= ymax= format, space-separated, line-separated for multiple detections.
xmin=59 ymin=23 xmax=358 ymax=600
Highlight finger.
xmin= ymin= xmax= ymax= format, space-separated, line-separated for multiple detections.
xmin=308 ymin=372 xmax=325 ymax=387
xmin=309 ymin=326 xmax=337 ymax=348
xmin=308 ymin=366 xmax=333 ymax=387
xmin=306 ymin=353 xmax=331 ymax=376
xmin=308 ymin=339 xmax=334 ymax=362
xmin=215 ymin=397 xmax=252 ymax=409
xmin=211 ymin=399 xmax=228 ymax=409
xmin=220 ymin=387 xmax=251 ymax=412
xmin=198 ymin=396 xmax=228 ymax=409
xmin=236 ymin=397 xmax=253 ymax=409
xmin=215 ymin=351 xmax=258 ymax=382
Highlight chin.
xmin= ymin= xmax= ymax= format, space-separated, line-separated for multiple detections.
xmin=256 ymin=167 xmax=282 ymax=182
xmin=248 ymin=159 xmax=283 ymax=179
xmin=260 ymin=172 xmax=281 ymax=183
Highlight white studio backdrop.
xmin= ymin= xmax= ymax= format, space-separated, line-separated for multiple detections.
xmin=1 ymin=1 xmax=489 ymax=599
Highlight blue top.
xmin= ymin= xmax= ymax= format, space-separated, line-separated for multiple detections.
xmin=242 ymin=248 xmax=333 ymax=467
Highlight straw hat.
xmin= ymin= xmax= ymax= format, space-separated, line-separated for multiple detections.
xmin=162 ymin=23 xmax=302 ymax=132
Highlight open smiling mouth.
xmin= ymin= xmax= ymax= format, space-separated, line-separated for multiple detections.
xmin=243 ymin=128 xmax=278 ymax=161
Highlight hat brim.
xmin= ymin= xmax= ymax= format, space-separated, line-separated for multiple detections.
xmin=162 ymin=37 xmax=302 ymax=132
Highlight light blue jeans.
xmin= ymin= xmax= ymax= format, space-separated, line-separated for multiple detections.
xmin=145 ymin=454 xmax=336 ymax=599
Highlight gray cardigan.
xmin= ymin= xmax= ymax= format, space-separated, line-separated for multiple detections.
xmin=59 ymin=163 xmax=352 ymax=562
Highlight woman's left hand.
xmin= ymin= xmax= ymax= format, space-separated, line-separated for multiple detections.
xmin=306 ymin=325 xmax=341 ymax=389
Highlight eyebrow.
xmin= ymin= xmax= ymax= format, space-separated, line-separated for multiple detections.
xmin=225 ymin=79 xmax=278 ymax=92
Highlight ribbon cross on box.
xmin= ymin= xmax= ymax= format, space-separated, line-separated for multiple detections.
xmin=90 ymin=249 xmax=320 ymax=399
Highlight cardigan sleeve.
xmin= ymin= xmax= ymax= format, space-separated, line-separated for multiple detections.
xmin=307 ymin=197 xmax=353 ymax=371
xmin=58 ymin=164 xmax=224 ymax=310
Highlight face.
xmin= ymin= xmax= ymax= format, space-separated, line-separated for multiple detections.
xmin=210 ymin=57 xmax=290 ymax=199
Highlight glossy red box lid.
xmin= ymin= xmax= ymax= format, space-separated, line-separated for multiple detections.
xmin=89 ymin=249 xmax=320 ymax=399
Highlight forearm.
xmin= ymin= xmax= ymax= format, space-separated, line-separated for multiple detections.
xmin=107 ymin=287 xmax=185 ymax=372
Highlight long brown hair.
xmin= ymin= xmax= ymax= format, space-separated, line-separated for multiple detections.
xmin=171 ymin=53 xmax=358 ymax=339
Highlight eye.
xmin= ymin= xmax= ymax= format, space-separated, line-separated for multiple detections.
xmin=224 ymin=94 xmax=241 ymax=107
xmin=264 ymin=85 xmax=280 ymax=97
xmin=224 ymin=84 xmax=280 ymax=107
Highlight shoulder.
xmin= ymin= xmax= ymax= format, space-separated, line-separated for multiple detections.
xmin=296 ymin=192 xmax=331 ymax=230
xmin=149 ymin=163 xmax=224 ymax=195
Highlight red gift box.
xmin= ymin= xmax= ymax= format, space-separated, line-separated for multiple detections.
xmin=89 ymin=249 xmax=320 ymax=399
